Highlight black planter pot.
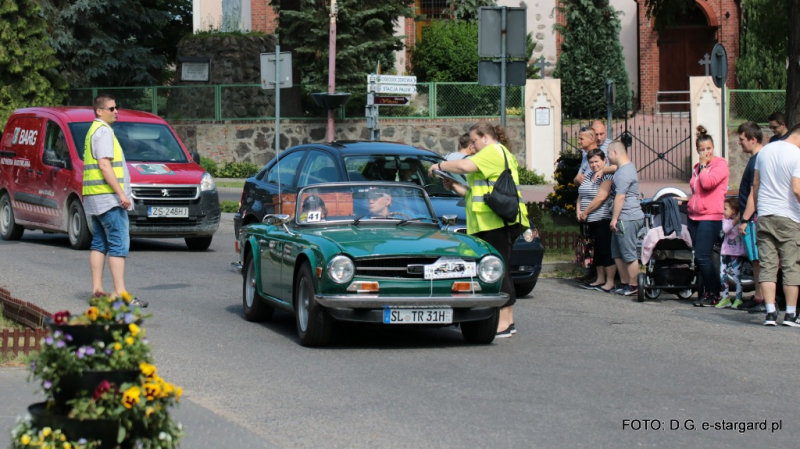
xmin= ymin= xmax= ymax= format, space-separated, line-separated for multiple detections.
xmin=53 ymin=370 xmax=141 ymax=405
xmin=45 ymin=317 xmax=140 ymax=347
xmin=29 ymin=402 xmax=124 ymax=449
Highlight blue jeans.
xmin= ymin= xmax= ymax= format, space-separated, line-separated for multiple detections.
xmin=90 ymin=207 xmax=130 ymax=257
xmin=688 ymin=218 xmax=722 ymax=297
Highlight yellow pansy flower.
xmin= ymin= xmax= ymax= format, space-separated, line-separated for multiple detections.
xmin=42 ymin=427 xmax=52 ymax=437
xmin=175 ymin=387 xmax=183 ymax=401
xmin=140 ymin=363 xmax=157 ymax=379
xmin=20 ymin=434 xmax=31 ymax=445
xmin=63 ymin=443 xmax=72 ymax=449
xmin=145 ymin=406 xmax=156 ymax=418
xmin=143 ymin=382 xmax=162 ymax=401
xmin=122 ymin=386 xmax=141 ymax=409
xmin=103 ymin=310 xmax=113 ymax=320
xmin=128 ymin=323 xmax=141 ymax=337
xmin=121 ymin=291 xmax=132 ymax=304
xmin=125 ymin=336 xmax=135 ymax=345
xmin=85 ymin=307 xmax=99 ymax=321
xmin=113 ymin=342 xmax=122 ymax=351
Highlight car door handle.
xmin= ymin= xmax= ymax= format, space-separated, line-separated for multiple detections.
xmin=35 ymin=170 xmax=43 ymax=176
xmin=26 ymin=168 xmax=34 ymax=173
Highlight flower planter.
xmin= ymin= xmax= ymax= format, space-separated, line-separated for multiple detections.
xmin=53 ymin=369 xmax=141 ymax=406
xmin=29 ymin=402 xmax=126 ymax=449
xmin=45 ymin=317 xmax=140 ymax=347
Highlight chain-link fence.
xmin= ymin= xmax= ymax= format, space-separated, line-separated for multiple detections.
xmin=69 ymin=82 xmax=525 ymax=121
xmin=728 ymin=89 xmax=786 ymax=125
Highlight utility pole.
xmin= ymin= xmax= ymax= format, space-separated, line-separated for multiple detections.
xmin=327 ymin=0 xmax=338 ymax=142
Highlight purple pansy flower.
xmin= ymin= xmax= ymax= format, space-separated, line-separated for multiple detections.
xmin=44 ymin=337 xmax=54 ymax=345
xmin=43 ymin=380 xmax=52 ymax=390
xmin=124 ymin=313 xmax=135 ymax=324
xmin=85 ymin=347 xmax=96 ymax=356
xmin=56 ymin=340 xmax=66 ymax=349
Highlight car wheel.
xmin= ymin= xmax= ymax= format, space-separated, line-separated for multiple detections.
xmin=514 ymin=282 xmax=536 ymax=298
xmin=461 ymin=308 xmax=499 ymax=344
xmin=242 ymin=253 xmax=274 ymax=322
xmin=295 ymin=261 xmax=332 ymax=347
xmin=185 ymin=236 xmax=213 ymax=251
xmin=68 ymin=200 xmax=91 ymax=250
xmin=0 ymin=194 xmax=24 ymax=241
xmin=636 ymin=273 xmax=646 ymax=302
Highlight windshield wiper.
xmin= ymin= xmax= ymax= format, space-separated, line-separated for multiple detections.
xmin=352 ymin=214 xmax=366 ymax=226
xmin=396 ymin=217 xmax=431 ymax=227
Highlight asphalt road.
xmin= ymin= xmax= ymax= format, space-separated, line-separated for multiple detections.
xmin=1 ymin=216 xmax=799 ymax=448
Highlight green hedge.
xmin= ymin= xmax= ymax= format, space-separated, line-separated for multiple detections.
xmin=200 ymin=157 xmax=260 ymax=178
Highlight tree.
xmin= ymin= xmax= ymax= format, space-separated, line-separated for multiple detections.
xmin=0 ymin=0 xmax=66 ymax=127
xmin=642 ymin=0 xmax=800 ymax=127
xmin=40 ymin=0 xmax=189 ymax=87
xmin=411 ymin=20 xmax=479 ymax=82
xmin=736 ymin=0 xmax=788 ymax=89
xmin=553 ymin=0 xmax=631 ymax=116
xmin=278 ymin=0 xmax=415 ymax=92
xmin=445 ymin=0 xmax=496 ymax=22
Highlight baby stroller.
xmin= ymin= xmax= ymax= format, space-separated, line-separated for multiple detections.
xmin=636 ymin=198 xmax=697 ymax=302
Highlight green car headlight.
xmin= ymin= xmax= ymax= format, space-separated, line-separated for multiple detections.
xmin=478 ymin=255 xmax=504 ymax=284
xmin=327 ymin=255 xmax=355 ymax=284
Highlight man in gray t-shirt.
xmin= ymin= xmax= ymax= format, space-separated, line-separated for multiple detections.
xmin=607 ymin=142 xmax=645 ymax=296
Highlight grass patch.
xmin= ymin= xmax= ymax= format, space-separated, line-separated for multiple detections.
xmin=540 ymin=266 xmax=585 ymax=279
xmin=216 ymin=180 xmax=245 ymax=189
xmin=220 ymin=200 xmax=239 ymax=213
xmin=543 ymin=248 xmax=575 ymax=263
xmin=0 ymin=305 xmax=35 ymax=367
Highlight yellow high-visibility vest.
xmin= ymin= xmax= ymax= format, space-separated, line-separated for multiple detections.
xmin=83 ymin=121 xmax=125 ymax=196
xmin=466 ymin=144 xmax=529 ymax=233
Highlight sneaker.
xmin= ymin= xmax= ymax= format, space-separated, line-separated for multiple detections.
xmin=701 ymin=295 xmax=719 ymax=307
xmin=747 ymin=301 xmax=766 ymax=314
xmin=509 ymin=323 xmax=517 ymax=334
xmin=782 ymin=313 xmax=800 ymax=328
xmin=580 ymin=282 xmax=601 ymax=290
xmin=130 ymin=298 xmax=149 ymax=308
xmin=622 ymin=285 xmax=639 ymax=296
xmin=763 ymin=312 xmax=778 ymax=326
xmin=730 ymin=299 xmax=744 ymax=310
xmin=737 ymin=298 xmax=761 ymax=310
xmin=496 ymin=327 xmax=513 ymax=339
xmin=715 ymin=297 xmax=733 ymax=309
xmin=693 ymin=293 xmax=707 ymax=307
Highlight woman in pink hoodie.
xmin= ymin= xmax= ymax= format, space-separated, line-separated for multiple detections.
xmin=681 ymin=126 xmax=730 ymax=307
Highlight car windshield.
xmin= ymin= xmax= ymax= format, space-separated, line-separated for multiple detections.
xmin=295 ymin=184 xmax=438 ymax=226
xmin=69 ymin=122 xmax=188 ymax=163
xmin=343 ymin=155 xmax=464 ymax=197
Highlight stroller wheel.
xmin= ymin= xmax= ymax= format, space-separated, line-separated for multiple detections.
xmin=637 ymin=273 xmax=646 ymax=302
xmin=676 ymin=289 xmax=693 ymax=300
xmin=645 ymin=288 xmax=661 ymax=300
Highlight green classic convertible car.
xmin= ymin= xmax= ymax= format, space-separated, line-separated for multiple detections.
xmin=238 ymin=182 xmax=510 ymax=346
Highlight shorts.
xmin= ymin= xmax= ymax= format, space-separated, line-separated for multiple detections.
xmin=756 ymin=215 xmax=800 ymax=285
xmin=611 ymin=218 xmax=644 ymax=263
xmin=743 ymin=220 xmax=759 ymax=261
xmin=90 ymin=207 xmax=130 ymax=257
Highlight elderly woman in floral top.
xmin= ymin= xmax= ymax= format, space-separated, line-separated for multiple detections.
xmin=576 ymin=148 xmax=616 ymax=292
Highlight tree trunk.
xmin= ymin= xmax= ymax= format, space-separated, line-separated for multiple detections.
xmin=786 ymin=0 xmax=800 ymax=128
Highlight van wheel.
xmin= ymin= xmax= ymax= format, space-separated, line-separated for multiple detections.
xmin=68 ymin=201 xmax=91 ymax=250
xmin=185 ymin=236 xmax=213 ymax=251
xmin=0 ymin=194 xmax=24 ymax=241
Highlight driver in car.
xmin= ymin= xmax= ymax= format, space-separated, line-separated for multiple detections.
xmin=367 ymin=188 xmax=393 ymax=216
xmin=300 ymin=194 xmax=328 ymax=222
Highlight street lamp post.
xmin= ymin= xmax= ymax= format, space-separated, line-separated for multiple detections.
xmin=327 ymin=0 xmax=338 ymax=142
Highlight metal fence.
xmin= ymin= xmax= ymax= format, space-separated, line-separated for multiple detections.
xmin=727 ymin=89 xmax=786 ymax=125
xmin=68 ymin=83 xmax=525 ymax=121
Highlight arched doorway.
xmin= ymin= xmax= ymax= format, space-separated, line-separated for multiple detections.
xmin=657 ymin=3 xmax=718 ymax=112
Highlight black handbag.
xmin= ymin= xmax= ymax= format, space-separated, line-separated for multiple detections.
xmin=483 ymin=145 xmax=521 ymax=223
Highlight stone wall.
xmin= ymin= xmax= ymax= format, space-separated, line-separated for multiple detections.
xmin=171 ymin=119 xmax=527 ymax=167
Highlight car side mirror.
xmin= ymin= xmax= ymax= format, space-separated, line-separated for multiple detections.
xmin=441 ymin=214 xmax=458 ymax=231
xmin=263 ymin=214 xmax=293 ymax=234
xmin=191 ymin=151 xmax=201 ymax=165
xmin=43 ymin=150 xmax=67 ymax=169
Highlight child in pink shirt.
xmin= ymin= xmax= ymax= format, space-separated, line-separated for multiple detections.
xmin=717 ymin=198 xmax=746 ymax=308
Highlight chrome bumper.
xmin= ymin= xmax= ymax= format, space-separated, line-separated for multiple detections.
xmin=314 ymin=293 xmax=509 ymax=309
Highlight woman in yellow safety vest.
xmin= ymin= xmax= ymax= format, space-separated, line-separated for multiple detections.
xmin=428 ymin=121 xmax=529 ymax=339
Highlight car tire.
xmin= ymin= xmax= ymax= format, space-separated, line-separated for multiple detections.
xmin=242 ymin=253 xmax=274 ymax=322
xmin=68 ymin=200 xmax=91 ymax=250
xmin=185 ymin=236 xmax=213 ymax=251
xmin=295 ymin=261 xmax=333 ymax=347
xmin=461 ymin=308 xmax=499 ymax=344
xmin=0 ymin=193 xmax=24 ymax=241
xmin=514 ymin=282 xmax=536 ymax=298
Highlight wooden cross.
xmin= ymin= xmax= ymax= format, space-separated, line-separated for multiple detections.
xmin=699 ymin=53 xmax=712 ymax=77
xmin=536 ymin=56 xmax=552 ymax=79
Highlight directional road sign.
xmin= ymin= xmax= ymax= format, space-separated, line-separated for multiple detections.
xmin=368 ymin=84 xmax=417 ymax=95
xmin=374 ymin=96 xmax=410 ymax=106
xmin=367 ymin=75 xmax=416 ymax=85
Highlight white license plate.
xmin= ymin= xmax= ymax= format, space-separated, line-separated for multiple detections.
xmin=147 ymin=207 xmax=188 ymax=218
xmin=383 ymin=308 xmax=453 ymax=324
xmin=424 ymin=258 xmax=476 ymax=280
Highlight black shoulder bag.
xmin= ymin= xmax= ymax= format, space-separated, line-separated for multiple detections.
xmin=483 ymin=146 xmax=521 ymax=223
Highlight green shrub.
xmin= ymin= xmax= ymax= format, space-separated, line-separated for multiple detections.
xmin=526 ymin=202 xmax=545 ymax=231
xmin=220 ymin=200 xmax=240 ymax=213
xmin=518 ymin=167 xmax=547 ymax=185
xmin=199 ymin=156 xmax=218 ymax=177
xmin=216 ymin=161 xmax=259 ymax=178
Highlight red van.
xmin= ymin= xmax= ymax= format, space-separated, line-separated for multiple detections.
xmin=0 ymin=107 xmax=220 ymax=250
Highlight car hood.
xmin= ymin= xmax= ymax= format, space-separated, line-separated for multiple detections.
xmin=127 ymin=162 xmax=205 ymax=185
xmin=305 ymin=225 xmax=494 ymax=259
